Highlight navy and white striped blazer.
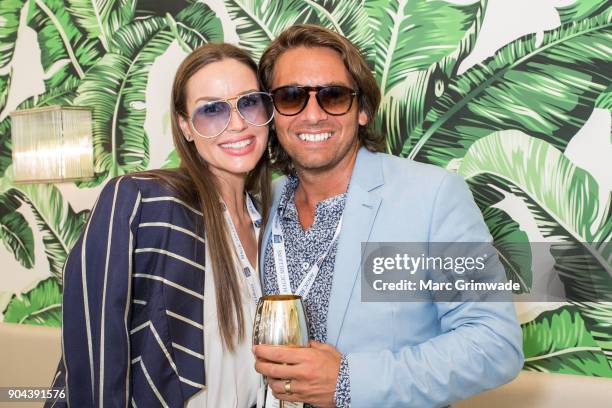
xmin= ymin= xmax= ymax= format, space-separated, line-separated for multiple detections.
xmin=47 ymin=175 xmax=207 ymax=407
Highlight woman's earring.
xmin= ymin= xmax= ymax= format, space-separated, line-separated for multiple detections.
xmin=267 ymin=144 xmax=273 ymax=160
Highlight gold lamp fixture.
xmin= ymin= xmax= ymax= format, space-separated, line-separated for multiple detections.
xmin=10 ymin=105 xmax=94 ymax=183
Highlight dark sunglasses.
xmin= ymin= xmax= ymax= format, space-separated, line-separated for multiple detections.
xmin=189 ymin=91 xmax=274 ymax=138
xmin=270 ymin=85 xmax=358 ymax=116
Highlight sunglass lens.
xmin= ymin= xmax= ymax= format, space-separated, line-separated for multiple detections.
xmin=318 ymin=86 xmax=353 ymax=115
xmin=237 ymin=92 xmax=274 ymax=126
xmin=273 ymin=87 xmax=308 ymax=115
xmin=192 ymin=101 xmax=230 ymax=137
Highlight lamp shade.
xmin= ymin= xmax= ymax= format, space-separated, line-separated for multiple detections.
xmin=10 ymin=105 xmax=94 ymax=183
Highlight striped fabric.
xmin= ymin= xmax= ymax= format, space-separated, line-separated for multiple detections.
xmin=45 ymin=176 xmax=206 ymax=408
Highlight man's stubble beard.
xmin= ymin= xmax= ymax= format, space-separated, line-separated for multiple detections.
xmin=290 ymin=136 xmax=360 ymax=176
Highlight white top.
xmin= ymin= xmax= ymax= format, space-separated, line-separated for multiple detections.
xmin=187 ymin=244 xmax=263 ymax=408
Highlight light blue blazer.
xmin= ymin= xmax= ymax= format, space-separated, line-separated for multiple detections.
xmin=260 ymin=147 xmax=524 ymax=407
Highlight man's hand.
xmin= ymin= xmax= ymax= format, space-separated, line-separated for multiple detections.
xmin=253 ymin=340 xmax=341 ymax=408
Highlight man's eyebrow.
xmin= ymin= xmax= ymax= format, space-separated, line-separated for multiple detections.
xmin=273 ymin=81 xmax=352 ymax=88
xmin=272 ymin=82 xmax=300 ymax=88
xmin=321 ymin=81 xmax=352 ymax=87
xmin=193 ymin=89 xmax=259 ymax=103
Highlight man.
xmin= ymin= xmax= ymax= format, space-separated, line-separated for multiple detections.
xmin=254 ymin=24 xmax=523 ymax=408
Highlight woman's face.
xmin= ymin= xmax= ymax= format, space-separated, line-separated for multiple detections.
xmin=178 ymin=59 xmax=269 ymax=181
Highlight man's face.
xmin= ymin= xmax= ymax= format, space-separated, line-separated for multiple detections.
xmin=271 ymin=46 xmax=368 ymax=173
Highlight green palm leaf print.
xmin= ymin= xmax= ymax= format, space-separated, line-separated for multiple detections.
xmin=224 ymin=0 xmax=314 ymax=60
xmin=172 ymin=2 xmax=224 ymax=51
xmin=0 ymin=191 xmax=34 ymax=269
xmin=223 ymin=0 xmax=371 ymax=61
xmin=459 ymin=131 xmax=611 ymax=294
xmin=367 ymin=0 xmax=485 ymax=154
xmin=0 ymin=0 xmax=25 ymax=113
xmin=459 ymin=131 xmax=612 ymax=369
xmin=66 ymin=0 xmax=135 ymax=52
xmin=0 ymin=118 xmax=11 ymax=178
xmin=522 ymin=305 xmax=612 ymax=376
xmin=26 ymin=0 xmax=102 ymax=89
xmin=0 ymin=168 xmax=89 ymax=281
xmin=3 ymin=277 xmax=62 ymax=326
xmin=404 ymin=9 xmax=612 ymax=167
xmin=480 ymin=205 xmax=532 ymax=292
xmin=557 ymin=0 xmax=610 ymax=23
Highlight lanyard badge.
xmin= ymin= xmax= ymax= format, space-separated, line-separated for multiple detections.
xmin=270 ymin=208 xmax=343 ymax=299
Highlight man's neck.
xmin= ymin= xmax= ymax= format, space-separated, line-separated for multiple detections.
xmin=294 ymin=144 xmax=359 ymax=211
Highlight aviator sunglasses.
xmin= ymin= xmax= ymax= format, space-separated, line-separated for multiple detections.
xmin=270 ymin=85 xmax=358 ymax=116
xmin=189 ymin=91 xmax=274 ymax=138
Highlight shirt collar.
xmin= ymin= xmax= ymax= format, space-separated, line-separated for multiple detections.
xmin=277 ymin=173 xmax=299 ymax=221
xmin=276 ymin=173 xmax=348 ymax=224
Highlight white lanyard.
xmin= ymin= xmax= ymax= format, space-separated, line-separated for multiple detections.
xmin=271 ymin=207 xmax=343 ymax=299
xmin=222 ymin=194 xmax=262 ymax=304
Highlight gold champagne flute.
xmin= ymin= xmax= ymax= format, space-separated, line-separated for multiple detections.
xmin=253 ymin=294 xmax=310 ymax=408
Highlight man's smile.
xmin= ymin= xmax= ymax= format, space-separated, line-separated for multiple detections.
xmin=297 ymin=131 xmax=333 ymax=142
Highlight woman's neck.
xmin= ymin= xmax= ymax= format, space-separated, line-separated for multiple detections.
xmin=214 ymin=171 xmax=249 ymax=223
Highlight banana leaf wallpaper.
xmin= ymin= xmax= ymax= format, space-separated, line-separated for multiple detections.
xmin=0 ymin=0 xmax=610 ymax=378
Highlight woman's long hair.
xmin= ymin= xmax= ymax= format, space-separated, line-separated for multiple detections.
xmin=139 ymin=43 xmax=271 ymax=351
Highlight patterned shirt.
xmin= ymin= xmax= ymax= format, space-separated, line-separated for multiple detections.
xmin=263 ymin=174 xmax=351 ymax=407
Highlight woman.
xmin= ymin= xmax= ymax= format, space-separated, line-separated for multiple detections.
xmin=46 ymin=43 xmax=273 ymax=408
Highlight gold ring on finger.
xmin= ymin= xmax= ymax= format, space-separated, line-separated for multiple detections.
xmin=284 ymin=379 xmax=292 ymax=395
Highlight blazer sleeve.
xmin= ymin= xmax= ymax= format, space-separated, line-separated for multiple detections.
xmin=348 ymin=172 xmax=524 ymax=408
xmin=47 ymin=176 xmax=142 ymax=408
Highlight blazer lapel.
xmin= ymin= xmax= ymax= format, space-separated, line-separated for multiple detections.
xmin=327 ymin=148 xmax=383 ymax=347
